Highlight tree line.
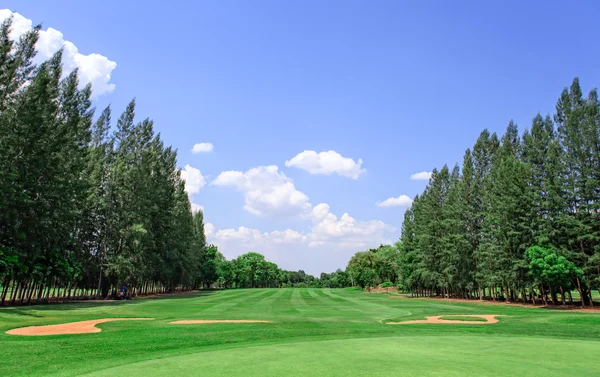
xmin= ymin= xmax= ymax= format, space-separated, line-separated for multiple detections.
xmin=344 ymin=78 xmax=599 ymax=307
xmin=0 ymin=16 xmax=224 ymax=304
xmin=2 ymin=16 xmax=597 ymax=306
xmin=0 ymin=17 xmax=328 ymax=305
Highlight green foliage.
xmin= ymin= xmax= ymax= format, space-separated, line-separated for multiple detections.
xmin=527 ymin=245 xmax=582 ymax=289
xmin=395 ymin=77 xmax=600 ymax=305
xmin=215 ymin=252 xmax=319 ymax=289
xmin=0 ymin=22 xmax=222 ymax=302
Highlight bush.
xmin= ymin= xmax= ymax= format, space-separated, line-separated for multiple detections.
xmin=380 ymin=281 xmax=394 ymax=288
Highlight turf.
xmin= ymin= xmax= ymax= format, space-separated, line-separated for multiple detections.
xmin=1 ymin=288 xmax=599 ymax=377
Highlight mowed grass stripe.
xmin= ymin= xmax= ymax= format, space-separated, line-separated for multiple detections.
xmin=323 ymin=289 xmax=411 ymax=320
xmin=200 ymin=290 xmax=273 ymax=315
xmin=306 ymin=289 xmax=358 ymax=315
xmin=316 ymin=288 xmax=373 ymax=316
xmin=290 ymin=288 xmax=310 ymax=314
xmin=258 ymin=288 xmax=287 ymax=302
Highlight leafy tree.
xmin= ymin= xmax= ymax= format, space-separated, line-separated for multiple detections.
xmin=527 ymin=245 xmax=582 ymax=305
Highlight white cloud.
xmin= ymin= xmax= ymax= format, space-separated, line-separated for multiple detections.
xmin=285 ymin=150 xmax=365 ymax=179
xmin=181 ymin=164 xmax=206 ymax=197
xmin=308 ymin=203 xmax=395 ymax=248
xmin=0 ymin=9 xmax=116 ymax=97
xmin=206 ymin=202 xmax=393 ymax=252
xmin=190 ymin=203 xmax=204 ymax=213
xmin=212 ymin=165 xmax=312 ymax=217
xmin=191 ymin=142 xmax=214 ymax=153
xmin=204 ymin=223 xmax=215 ymax=238
xmin=212 ymin=226 xmax=306 ymax=245
xmin=376 ymin=194 xmax=413 ymax=208
xmin=209 ymin=163 xmax=395 ymax=262
xmin=410 ymin=171 xmax=432 ymax=181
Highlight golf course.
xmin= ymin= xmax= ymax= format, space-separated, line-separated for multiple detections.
xmin=2 ymin=4 xmax=600 ymax=377
xmin=1 ymin=288 xmax=599 ymax=377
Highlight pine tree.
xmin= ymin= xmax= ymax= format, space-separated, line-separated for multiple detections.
xmin=457 ymin=149 xmax=478 ymax=297
xmin=398 ymin=196 xmax=417 ymax=292
xmin=555 ymin=78 xmax=599 ymax=305
xmin=440 ymin=164 xmax=470 ymax=297
xmin=472 ymin=130 xmax=500 ymax=297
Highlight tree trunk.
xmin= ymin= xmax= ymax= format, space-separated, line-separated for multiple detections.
xmin=67 ymin=283 xmax=73 ymax=299
xmin=45 ymin=282 xmax=52 ymax=300
xmin=24 ymin=281 xmax=35 ymax=305
xmin=1 ymin=278 xmax=11 ymax=305
xmin=18 ymin=281 xmax=28 ymax=305
xmin=540 ymin=285 xmax=548 ymax=305
xmin=27 ymin=282 xmax=37 ymax=305
xmin=575 ymin=277 xmax=585 ymax=307
xmin=559 ymin=286 xmax=566 ymax=305
xmin=36 ymin=283 xmax=44 ymax=302
xmin=96 ymin=264 xmax=103 ymax=299
xmin=11 ymin=281 xmax=21 ymax=305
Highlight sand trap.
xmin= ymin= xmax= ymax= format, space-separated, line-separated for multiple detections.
xmin=169 ymin=320 xmax=272 ymax=324
xmin=387 ymin=315 xmax=501 ymax=325
xmin=6 ymin=318 xmax=154 ymax=336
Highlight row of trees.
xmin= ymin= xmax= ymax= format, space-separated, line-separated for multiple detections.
xmin=346 ymin=245 xmax=401 ymax=289
xmin=0 ymin=16 xmax=218 ymax=305
xmin=215 ymin=252 xmax=323 ymax=289
xmin=3 ymin=16 xmax=595 ymax=307
xmin=397 ymin=78 xmax=599 ymax=306
xmin=0 ymin=16 xmax=347 ymax=306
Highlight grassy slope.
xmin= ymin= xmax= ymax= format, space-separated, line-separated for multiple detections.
xmin=0 ymin=288 xmax=599 ymax=377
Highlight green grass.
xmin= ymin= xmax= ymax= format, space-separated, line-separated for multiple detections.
xmin=1 ymin=288 xmax=599 ymax=376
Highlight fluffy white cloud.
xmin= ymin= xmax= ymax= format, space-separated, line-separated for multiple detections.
xmin=207 ymin=202 xmax=392 ymax=250
xmin=0 ymin=9 xmax=116 ymax=97
xmin=307 ymin=203 xmax=395 ymax=248
xmin=212 ymin=165 xmax=312 ymax=217
xmin=204 ymin=223 xmax=215 ymax=238
xmin=410 ymin=171 xmax=432 ymax=181
xmin=212 ymin=226 xmax=306 ymax=245
xmin=190 ymin=203 xmax=204 ymax=213
xmin=191 ymin=142 xmax=214 ymax=153
xmin=180 ymin=164 xmax=206 ymax=197
xmin=285 ymin=150 xmax=365 ymax=179
xmin=209 ymin=163 xmax=395 ymax=263
xmin=376 ymin=194 xmax=413 ymax=208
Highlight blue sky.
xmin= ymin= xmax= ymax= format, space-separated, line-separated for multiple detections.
xmin=3 ymin=1 xmax=600 ymax=275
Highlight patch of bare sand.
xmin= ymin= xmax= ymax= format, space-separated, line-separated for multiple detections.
xmin=169 ymin=320 xmax=272 ymax=324
xmin=6 ymin=318 xmax=154 ymax=336
xmin=387 ymin=315 xmax=501 ymax=325
xmin=366 ymin=286 xmax=399 ymax=294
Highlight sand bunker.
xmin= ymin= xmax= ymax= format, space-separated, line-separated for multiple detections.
xmin=6 ymin=318 xmax=154 ymax=336
xmin=387 ymin=315 xmax=501 ymax=325
xmin=169 ymin=320 xmax=272 ymax=324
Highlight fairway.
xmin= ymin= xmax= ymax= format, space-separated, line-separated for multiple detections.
xmin=1 ymin=288 xmax=599 ymax=377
